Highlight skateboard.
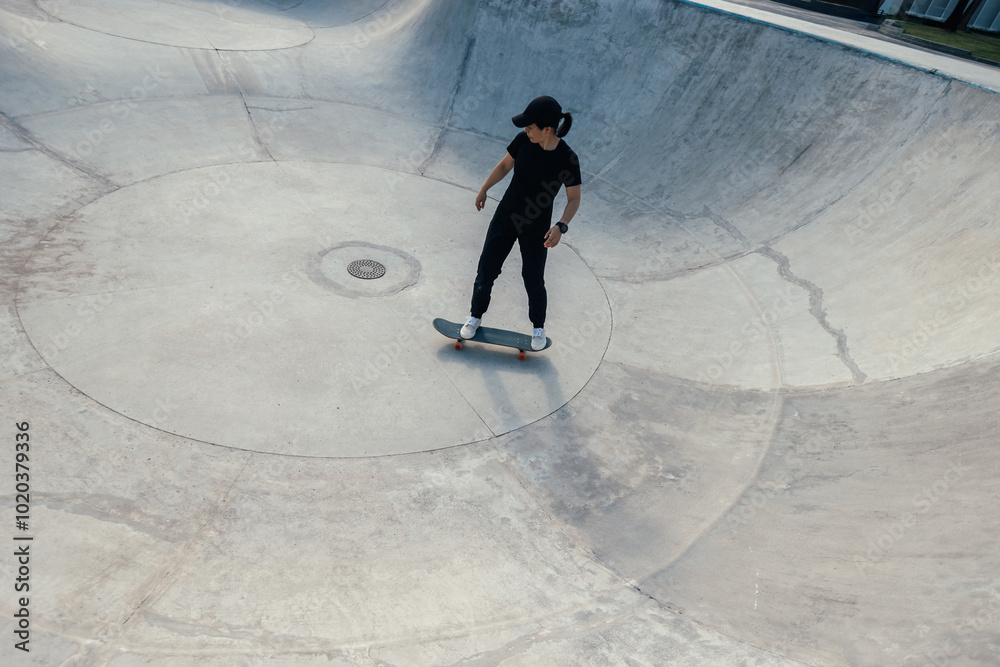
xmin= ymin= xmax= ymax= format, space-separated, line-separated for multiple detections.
xmin=433 ymin=318 xmax=552 ymax=360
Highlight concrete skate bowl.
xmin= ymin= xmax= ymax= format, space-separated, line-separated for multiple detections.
xmin=3 ymin=0 xmax=1000 ymax=664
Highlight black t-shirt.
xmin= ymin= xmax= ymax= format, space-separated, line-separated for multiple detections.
xmin=496 ymin=132 xmax=581 ymax=235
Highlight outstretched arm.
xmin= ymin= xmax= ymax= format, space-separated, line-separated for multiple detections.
xmin=476 ymin=153 xmax=515 ymax=210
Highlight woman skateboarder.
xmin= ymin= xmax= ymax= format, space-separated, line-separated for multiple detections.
xmin=461 ymin=95 xmax=582 ymax=351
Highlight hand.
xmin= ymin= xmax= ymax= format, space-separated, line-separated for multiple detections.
xmin=475 ymin=189 xmax=488 ymax=211
xmin=543 ymin=226 xmax=562 ymax=248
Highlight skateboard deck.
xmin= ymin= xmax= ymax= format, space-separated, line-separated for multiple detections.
xmin=433 ymin=318 xmax=552 ymax=360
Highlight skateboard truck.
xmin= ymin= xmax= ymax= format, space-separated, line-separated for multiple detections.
xmin=453 ymin=338 xmax=526 ymax=360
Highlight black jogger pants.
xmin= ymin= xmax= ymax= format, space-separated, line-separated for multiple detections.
xmin=469 ymin=215 xmax=548 ymax=329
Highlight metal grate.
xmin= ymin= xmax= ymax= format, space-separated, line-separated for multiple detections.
xmin=346 ymin=259 xmax=386 ymax=280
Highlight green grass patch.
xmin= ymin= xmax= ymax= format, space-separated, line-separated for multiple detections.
xmin=898 ymin=20 xmax=1000 ymax=63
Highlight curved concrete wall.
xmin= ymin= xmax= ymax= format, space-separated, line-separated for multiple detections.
xmin=445 ymin=0 xmax=1000 ymax=384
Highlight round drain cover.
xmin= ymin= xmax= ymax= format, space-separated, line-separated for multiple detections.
xmin=347 ymin=259 xmax=386 ymax=280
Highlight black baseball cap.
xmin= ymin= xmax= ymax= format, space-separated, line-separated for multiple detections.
xmin=512 ymin=96 xmax=563 ymax=129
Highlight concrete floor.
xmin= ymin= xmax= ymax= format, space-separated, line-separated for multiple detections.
xmin=2 ymin=0 xmax=999 ymax=665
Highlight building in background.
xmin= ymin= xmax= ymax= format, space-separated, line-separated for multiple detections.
xmin=897 ymin=0 xmax=1000 ymax=31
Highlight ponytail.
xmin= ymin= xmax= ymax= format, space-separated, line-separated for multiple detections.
xmin=556 ymin=112 xmax=573 ymax=138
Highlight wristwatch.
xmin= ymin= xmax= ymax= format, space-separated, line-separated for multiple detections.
xmin=556 ymin=222 xmax=568 ymax=234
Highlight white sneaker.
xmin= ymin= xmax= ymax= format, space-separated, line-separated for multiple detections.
xmin=531 ymin=327 xmax=546 ymax=351
xmin=460 ymin=316 xmax=481 ymax=339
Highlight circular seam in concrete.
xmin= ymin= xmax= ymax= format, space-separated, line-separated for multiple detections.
xmin=15 ymin=160 xmax=612 ymax=457
xmin=36 ymin=0 xmax=317 ymax=51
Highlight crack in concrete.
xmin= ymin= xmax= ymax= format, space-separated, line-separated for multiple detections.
xmin=212 ymin=47 xmax=275 ymax=162
xmin=245 ymin=105 xmax=314 ymax=112
xmin=63 ymin=454 xmax=257 ymax=665
xmin=699 ymin=205 xmax=751 ymax=248
xmin=446 ymin=590 xmax=648 ymax=666
xmin=419 ymin=33 xmax=478 ymax=177
xmin=0 ymin=112 xmax=117 ymax=189
xmin=759 ymin=246 xmax=867 ymax=384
